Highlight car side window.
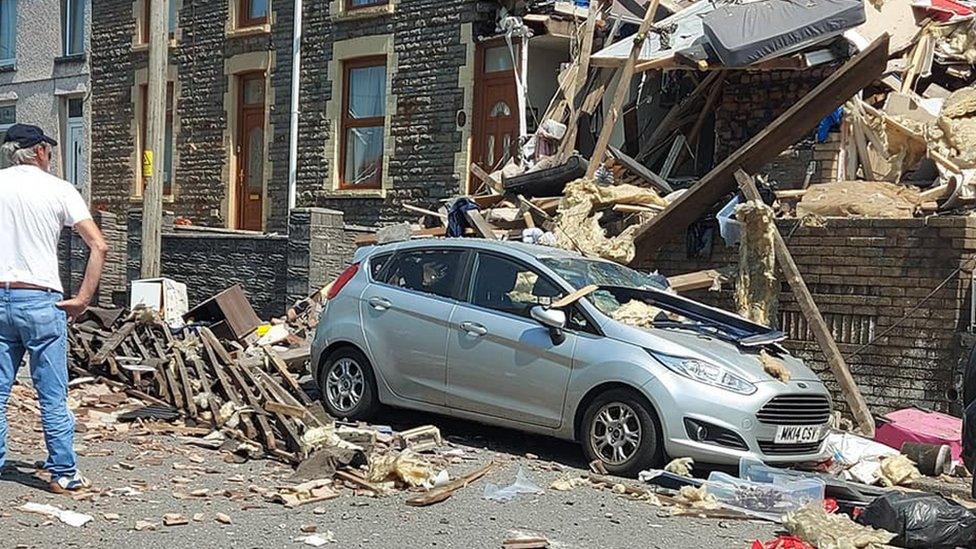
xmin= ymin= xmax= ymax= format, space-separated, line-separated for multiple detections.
xmin=382 ymin=249 xmax=466 ymax=299
xmin=369 ymin=253 xmax=393 ymax=281
xmin=470 ymin=254 xmax=564 ymax=318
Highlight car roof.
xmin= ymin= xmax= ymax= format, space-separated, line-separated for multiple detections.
xmin=362 ymin=237 xmax=587 ymax=263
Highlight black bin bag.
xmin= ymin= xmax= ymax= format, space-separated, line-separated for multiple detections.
xmin=858 ymin=491 xmax=976 ymax=548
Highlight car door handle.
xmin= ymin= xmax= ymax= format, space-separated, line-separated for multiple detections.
xmin=459 ymin=321 xmax=488 ymax=337
xmin=367 ymin=296 xmax=392 ymax=310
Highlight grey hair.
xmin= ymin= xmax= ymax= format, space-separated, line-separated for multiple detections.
xmin=0 ymin=141 xmax=40 ymax=168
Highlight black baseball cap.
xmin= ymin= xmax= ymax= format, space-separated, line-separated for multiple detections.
xmin=2 ymin=123 xmax=58 ymax=148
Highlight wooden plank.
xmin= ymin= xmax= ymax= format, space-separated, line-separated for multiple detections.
xmin=608 ymin=146 xmax=672 ymax=194
xmin=403 ymin=203 xmax=448 ymax=220
xmin=735 ymin=169 xmax=874 ymax=437
xmin=464 ymin=209 xmax=498 ymax=239
xmin=405 ymin=462 xmax=496 ymax=507
xmin=667 ymin=268 xmax=730 ymax=292
xmin=92 ymin=322 xmax=135 ymax=365
xmin=225 ymin=361 xmax=278 ymax=451
xmin=556 ymin=0 xmax=600 ymax=161
xmin=585 ymin=0 xmax=661 ymax=179
xmin=469 ymin=162 xmax=502 ymax=193
xmin=264 ymin=400 xmax=308 ymax=420
xmin=263 ymin=345 xmax=314 ymax=406
xmin=551 ymin=284 xmax=598 ymax=309
xmin=199 ymin=328 xmax=257 ymax=439
xmin=631 ymin=35 xmax=890 ymax=259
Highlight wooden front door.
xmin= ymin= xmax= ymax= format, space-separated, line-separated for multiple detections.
xmin=236 ymin=72 xmax=266 ymax=231
xmin=471 ymin=40 xmax=519 ymax=193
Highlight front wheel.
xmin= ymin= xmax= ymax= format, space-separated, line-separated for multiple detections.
xmin=581 ymin=389 xmax=663 ymax=477
xmin=319 ymin=347 xmax=379 ymax=420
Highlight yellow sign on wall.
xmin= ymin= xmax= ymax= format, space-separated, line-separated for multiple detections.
xmin=142 ymin=150 xmax=154 ymax=178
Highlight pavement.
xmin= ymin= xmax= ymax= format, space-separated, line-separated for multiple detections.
xmin=0 ymin=383 xmax=780 ymax=549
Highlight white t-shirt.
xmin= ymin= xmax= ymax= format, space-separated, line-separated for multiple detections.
xmin=0 ymin=164 xmax=92 ymax=293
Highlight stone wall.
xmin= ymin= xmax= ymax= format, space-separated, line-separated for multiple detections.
xmin=54 ymin=208 xmax=360 ymax=320
xmin=646 ymin=216 xmax=976 ymax=416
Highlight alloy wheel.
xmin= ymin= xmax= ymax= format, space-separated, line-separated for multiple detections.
xmin=590 ymin=402 xmax=642 ymax=465
xmin=325 ymin=357 xmax=365 ymax=414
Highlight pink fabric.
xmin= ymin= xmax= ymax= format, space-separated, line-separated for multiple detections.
xmin=874 ymin=408 xmax=963 ymax=461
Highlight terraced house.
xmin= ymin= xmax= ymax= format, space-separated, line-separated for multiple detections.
xmin=0 ymin=0 xmax=91 ymax=195
xmin=88 ymin=0 xmax=603 ymax=232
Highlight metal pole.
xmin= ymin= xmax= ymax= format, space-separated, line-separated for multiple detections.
xmin=287 ymin=0 xmax=303 ymax=210
xmin=141 ymin=0 xmax=169 ymax=278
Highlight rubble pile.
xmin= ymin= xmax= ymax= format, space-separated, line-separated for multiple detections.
xmin=66 ymin=307 xmax=327 ymax=465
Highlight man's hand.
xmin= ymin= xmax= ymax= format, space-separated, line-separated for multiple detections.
xmin=56 ymin=296 xmax=89 ymax=321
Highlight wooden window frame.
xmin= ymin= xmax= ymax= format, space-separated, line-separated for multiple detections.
xmin=238 ymin=0 xmax=268 ymax=28
xmin=345 ymin=0 xmax=387 ymax=11
xmin=339 ymin=55 xmax=386 ymax=190
xmin=140 ymin=0 xmax=177 ymax=44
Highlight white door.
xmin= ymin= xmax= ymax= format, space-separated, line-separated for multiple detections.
xmin=65 ymin=98 xmax=85 ymax=191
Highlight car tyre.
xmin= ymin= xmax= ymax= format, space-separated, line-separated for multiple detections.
xmin=319 ymin=347 xmax=379 ymax=421
xmin=581 ymin=388 xmax=663 ymax=477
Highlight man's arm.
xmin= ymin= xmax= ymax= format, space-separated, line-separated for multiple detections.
xmin=57 ymin=219 xmax=108 ymax=320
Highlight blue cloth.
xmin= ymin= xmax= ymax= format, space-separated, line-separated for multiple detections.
xmin=816 ymin=107 xmax=843 ymax=143
xmin=447 ymin=197 xmax=480 ymax=238
xmin=0 ymin=288 xmax=77 ymax=480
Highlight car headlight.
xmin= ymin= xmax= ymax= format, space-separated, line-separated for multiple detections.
xmin=649 ymin=351 xmax=757 ymax=395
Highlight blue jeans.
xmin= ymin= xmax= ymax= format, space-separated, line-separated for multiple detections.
xmin=0 ymin=288 xmax=77 ymax=479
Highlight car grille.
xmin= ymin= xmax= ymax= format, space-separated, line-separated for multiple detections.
xmin=712 ymin=432 xmax=749 ymax=451
xmin=756 ymin=394 xmax=831 ymax=425
xmin=759 ymin=440 xmax=824 ymax=456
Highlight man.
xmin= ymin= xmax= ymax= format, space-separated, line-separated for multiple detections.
xmin=0 ymin=124 xmax=107 ymax=493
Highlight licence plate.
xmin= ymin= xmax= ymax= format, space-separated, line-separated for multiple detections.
xmin=774 ymin=425 xmax=822 ymax=444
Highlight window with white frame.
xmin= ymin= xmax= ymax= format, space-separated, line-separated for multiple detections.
xmin=62 ymin=0 xmax=84 ymax=56
xmin=0 ymin=0 xmax=16 ymax=64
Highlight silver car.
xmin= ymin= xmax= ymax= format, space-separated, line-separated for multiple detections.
xmin=311 ymin=239 xmax=831 ymax=476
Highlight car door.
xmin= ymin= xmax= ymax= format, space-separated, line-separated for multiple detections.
xmin=445 ymin=252 xmax=577 ymax=428
xmin=361 ymin=248 xmax=469 ymax=406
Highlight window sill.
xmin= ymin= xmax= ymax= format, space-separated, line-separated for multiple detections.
xmin=320 ymin=188 xmax=386 ymax=199
xmin=130 ymin=194 xmax=176 ymax=204
xmin=131 ymin=39 xmax=178 ymax=53
xmin=332 ymin=3 xmax=394 ymax=22
xmin=55 ymin=53 xmax=86 ymax=65
xmin=226 ymin=24 xmax=271 ymax=38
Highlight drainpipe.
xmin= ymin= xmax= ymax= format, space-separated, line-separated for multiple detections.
xmin=287 ymin=0 xmax=303 ymax=211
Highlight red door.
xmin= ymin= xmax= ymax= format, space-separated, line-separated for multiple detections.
xmin=237 ymin=73 xmax=266 ymax=231
xmin=471 ymin=41 xmax=519 ymax=193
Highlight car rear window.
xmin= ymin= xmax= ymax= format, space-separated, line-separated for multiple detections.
xmin=381 ymin=249 xmax=467 ymax=299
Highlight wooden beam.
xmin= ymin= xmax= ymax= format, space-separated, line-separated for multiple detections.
xmin=666 ymin=268 xmax=729 ymax=292
xmin=585 ymin=0 xmax=661 ymax=179
xmin=405 ymin=462 xmax=496 ymax=507
xmin=557 ymin=0 xmax=600 ymax=161
xmin=464 ymin=209 xmax=498 ymax=239
xmin=735 ymin=169 xmax=875 ymax=437
xmin=631 ymin=35 xmax=889 ymax=259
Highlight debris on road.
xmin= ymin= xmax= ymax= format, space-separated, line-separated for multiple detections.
xmin=483 ymin=466 xmax=545 ymax=502
xmin=18 ymin=503 xmax=93 ymax=528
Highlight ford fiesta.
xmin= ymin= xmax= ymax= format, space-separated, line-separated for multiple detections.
xmin=310 ymin=239 xmax=832 ymax=476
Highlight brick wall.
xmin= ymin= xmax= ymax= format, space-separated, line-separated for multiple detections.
xmin=646 ymin=216 xmax=976 ymax=416
xmin=715 ymin=67 xmax=843 ymax=187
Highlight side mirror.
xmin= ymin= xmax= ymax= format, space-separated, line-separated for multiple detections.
xmin=531 ymin=306 xmax=567 ymax=344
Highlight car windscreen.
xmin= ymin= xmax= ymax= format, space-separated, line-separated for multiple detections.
xmin=539 ymin=257 xmax=668 ymax=293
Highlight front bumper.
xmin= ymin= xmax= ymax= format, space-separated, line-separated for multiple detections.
xmin=643 ymin=376 xmax=831 ymax=466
